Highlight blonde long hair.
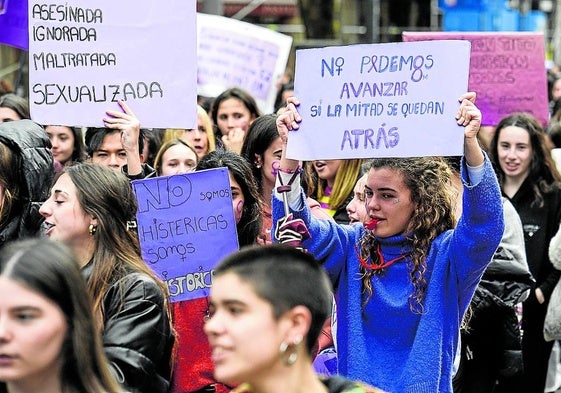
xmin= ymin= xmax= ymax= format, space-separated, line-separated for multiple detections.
xmin=314 ymin=159 xmax=363 ymax=210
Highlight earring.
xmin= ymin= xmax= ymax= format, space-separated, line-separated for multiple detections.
xmin=255 ymin=162 xmax=261 ymax=169
xmin=279 ymin=336 xmax=301 ymax=366
xmin=88 ymin=224 xmax=97 ymax=236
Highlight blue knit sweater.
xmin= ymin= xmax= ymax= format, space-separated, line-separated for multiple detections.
xmin=272 ymin=158 xmax=504 ymax=393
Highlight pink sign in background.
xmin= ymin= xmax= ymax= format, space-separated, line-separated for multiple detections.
xmin=403 ymin=31 xmax=549 ymax=126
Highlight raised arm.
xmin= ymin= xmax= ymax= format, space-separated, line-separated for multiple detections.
xmin=456 ymin=92 xmax=484 ymax=167
xmin=277 ymin=96 xmax=302 ymax=173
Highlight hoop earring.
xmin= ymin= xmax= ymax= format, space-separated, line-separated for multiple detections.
xmin=88 ymin=224 xmax=97 ymax=236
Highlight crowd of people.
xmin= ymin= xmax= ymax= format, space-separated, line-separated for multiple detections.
xmin=1 ymin=51 xmax=561 ymax=393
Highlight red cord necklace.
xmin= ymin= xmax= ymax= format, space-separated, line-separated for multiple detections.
xmin=358 ymin=244 xmax=407 ymax=271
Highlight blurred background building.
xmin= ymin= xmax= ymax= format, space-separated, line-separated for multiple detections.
xmin=0 ymin=0 xmax=558 ymax=97
xmin=201 ymin=0 xmax=553 ymax=41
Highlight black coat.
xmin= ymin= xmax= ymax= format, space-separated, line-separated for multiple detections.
xmin=83 ymin=263 xmax=175 ymax=393
xmin=507 ymin=177 xmax=561 ymax=300
xmin=470 ymin=244 xmax=535 ymax=350
xmin=0 ymin=120 xmax=53 ymax=246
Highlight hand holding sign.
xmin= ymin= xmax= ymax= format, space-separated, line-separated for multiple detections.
xmin=104 ymin=99 xmax=142 ymax=175
xmin=455 ymin=92 xmax=478 ymax=128
xmin=104 ymin=100 xmax=141 ymax=151
xmin=455 ymin=92 xmax=484 ymax=168
xmin=276 ymin=96 xmax=302 ymax=173
xmin=277 ymin=96 xmax=302 ymax=142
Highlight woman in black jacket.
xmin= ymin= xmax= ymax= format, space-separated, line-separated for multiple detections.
xmin=489 ymin=113 xmax=561 ymax=392
xmin=39 ymin=162 xmax=175 ymax=393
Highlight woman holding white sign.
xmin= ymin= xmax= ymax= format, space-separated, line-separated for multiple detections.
xmin=271 ymin=93 xmax=504 ymax=393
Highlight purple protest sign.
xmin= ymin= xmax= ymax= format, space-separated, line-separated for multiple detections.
xmin=132 ymin=168 xmax=239 ymax=303
xmin=403 ymin=31 xmax=549 ymax=126
xmin=0 ymin=0 xmax=28 ymax=50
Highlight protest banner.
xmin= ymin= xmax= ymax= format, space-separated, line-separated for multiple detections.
xmin=287 ymin=40 xmax=471 ymax=161
xmin=28 ymin=0 xmax=197 ymax=129
xmin=0 ymin=0 xmax=28 ymax=50
xmin=132 ymin=168 xmax=239 ymax=303
xmin=403 ymin=31 xmax=548 ymax=126
xmin=197 ymin=13 xmax=293 ymax=114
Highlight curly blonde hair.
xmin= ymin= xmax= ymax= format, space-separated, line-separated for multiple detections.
xmin=358 ymin=156 xmax=458 ymax=313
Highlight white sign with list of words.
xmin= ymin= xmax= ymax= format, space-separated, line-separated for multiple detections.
xmin=28 ymin=0 xmax=197 ymax=129
xmin=287 ymin=40 xmax=471 ymax=160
